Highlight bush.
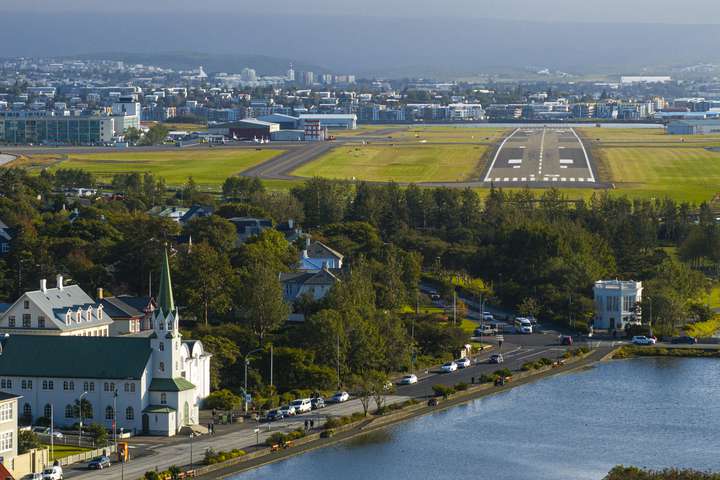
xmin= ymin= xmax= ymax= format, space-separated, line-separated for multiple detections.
xmin=538 ymin=357 xmax=553 ymax=366
xmin=454 ymin=382 xmax=469 ymax=391
xmin=432 ymin=384 xmax=456 ymax=398
xmin=204 ymin=389 xmax=242 ymax=411
xmin=265 ymin=429 xmax=305 ymax=446
xmin=34 ymin=417 xmax=51 ymax=427
xmin=18 ymin=430 xmax=41 ymax=454
xmin=493 ymin=368 xmax=512 ymax=378
xmin=521 ymin=362 xmax=535 ymax=371
xmin=204 ymin=447 xmax=246 ymax=465
xmin=479 ymin=373 xmax=496 ymax=384
xmin=87 ymin=422 xmax=108 ymax=447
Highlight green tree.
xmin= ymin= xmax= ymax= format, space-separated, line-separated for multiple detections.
xmin=183 ymin=216 xmax=237 ymax=254
xmin=176 ymin=243 xmax=234 ymax=325
xmin=140 ymin=123 xmax=170 ymax=146
xmin=18 ymin=430 xmax=41 ymax=454
xmin=237 ymin=261 xmax=290 ymax=343
xmin=198 ymin=335 xmax=241 ymax=390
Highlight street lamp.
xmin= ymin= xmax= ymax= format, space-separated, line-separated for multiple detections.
xmin=78 ymin=391 xmax=88 ymax=447
xmin=189 ymin=432 xmax=194 ymax=469
xmin=243 ymin=348 xmax=263 ymax=414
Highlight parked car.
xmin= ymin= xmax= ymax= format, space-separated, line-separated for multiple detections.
xmin=672 ymin=336 xmax=698 ymax=345
xmin=42 ymin=466 xmax=63 ymax=480
xmin=489 ymin=353 xmax=504 ymax=364
xmin=455 ymin=358 xmax=471 ymax=369
xmin=632 ymin=336 xmax=657 ymax=345
xmin=278 ymin=405 xmax=297 ymax=416
xmin=32 ymin=427 xmax=49 ymax=435
xmin=474 ymin=325 xmax=497 ymax=336
xmin=264 ymin=409 xmax=284 ymax=422
xmin=560 ymin=335 xmax=573 ymax=346
xmin=24 ymin=474 xmax=43 ymax=480
xmin=88 ymin=456 xmax=111 ymax=470
xmin=398 ymin=374 xmax=418 ymax=385
xmin=290 ymin=398 xmax=312 ymax=414
xmin=441 ymin=361 xmax=458 ymax=373
xmin=428 ymin=397 xmax=440 ymax=407
xmin=329 ymin=391 xmax=350 ymax=403
xmin=311 ymin=397 xmax=325 ymax=410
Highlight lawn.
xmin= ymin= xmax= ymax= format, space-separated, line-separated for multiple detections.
xmin=578 ymin=128 xmax=720 ymax=202
xmin=292 ymin=144 xmax=488 ymax=183
xmin=46 ymin=444 xmax=94 ymax=461
xmin=50 ymin=148 xmax=284 ymax=188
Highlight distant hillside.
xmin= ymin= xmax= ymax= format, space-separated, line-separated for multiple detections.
xmin=69 ymin=52 xmax=329 ymax=76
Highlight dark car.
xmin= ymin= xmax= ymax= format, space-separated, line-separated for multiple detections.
xmin=311 ymin=397 xmax=325 ymax=410
xmin=671 ymin=336 xmax=698 ymax=345
xmin=560 ymin=335 xmax=573 ymax=346
xmin=263 ymin=409 xmax=284 ymax=422
xmin=88 ymin=456 xmax=111 ymax=470
xmin=428 ymin=397 xmax=440 ymax=407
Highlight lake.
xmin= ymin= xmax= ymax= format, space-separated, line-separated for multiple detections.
xmin=231 ymin=358 xmax=720 ymax=480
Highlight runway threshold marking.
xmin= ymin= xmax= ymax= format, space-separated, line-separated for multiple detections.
xmin=485 ymin=128 xmax=520 ymax=182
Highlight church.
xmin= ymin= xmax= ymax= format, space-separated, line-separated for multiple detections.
xmin=0 ymin=250 xmax=211 ymax=436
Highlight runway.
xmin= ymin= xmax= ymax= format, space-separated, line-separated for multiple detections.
xmin=483 ymin=127 xmax=596 ymax=185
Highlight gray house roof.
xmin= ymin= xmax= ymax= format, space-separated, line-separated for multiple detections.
xmin=3 ymin=284 xmax=114 ymax=331
xmin=0 ymin=335 xmax=152 ymax=379
xmin=305 ymin=241 xmax=343 ymax=261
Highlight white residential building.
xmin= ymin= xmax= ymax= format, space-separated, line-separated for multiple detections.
xmin=593 ymin=280 xmax=643 ymax=331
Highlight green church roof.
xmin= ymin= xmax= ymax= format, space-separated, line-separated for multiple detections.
xmin=148 ymin=377 xmax=195 ymax=392
xmin=157 ymin=248 xmax=175 ymax=314
xmin=0 ymin=335 xmax=152 ymax=380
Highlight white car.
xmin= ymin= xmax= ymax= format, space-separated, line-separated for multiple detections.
xmin=632 ymin=336 xmax=657 ymax=345
xmin=441 ymin=361 xmax=458 ymax=373
xmin=42 ymin=466 xmax=63 ymax=480
xmin=329 ymin=391 xmax=350 ymax=403
xmin=482 ymin=312 xmax=495 ymax=322
xmin=278 ymin=405 xmax=297 ymax=416
xmin=455 ymin=358 xmax=471 ymax=369
xmin=290 ymin=398 xmax=312 ymax=414
xmin=398 ymin=374 xmax=418 ymax=385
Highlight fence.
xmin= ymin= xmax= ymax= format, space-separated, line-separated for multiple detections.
xmin=37 ymin=433 xmax=98 ymax=449
xmin=56 ymin=444 xmax=116 ymax=467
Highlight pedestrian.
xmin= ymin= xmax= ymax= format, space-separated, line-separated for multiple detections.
xmin=310 ymin=419 xmax=314 ymax=429
xmin=471 ymin=376 xmax=475 ymax=384
xmin=207 ymin=422 xmax=212 ymax=434
xmin=211 ymin=422 xmax=215 ymax=435
xmin=304 ymin=420 xmax=309 ymax=431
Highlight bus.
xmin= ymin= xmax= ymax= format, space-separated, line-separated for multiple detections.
xmin=514 ymin=317 xmax=533 ymax=334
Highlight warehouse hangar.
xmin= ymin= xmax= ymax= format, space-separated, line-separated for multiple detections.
xmin=208 ymin=118 xmax=279 ymax=140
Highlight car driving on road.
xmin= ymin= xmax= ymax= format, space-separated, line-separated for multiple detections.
xmin=311 ymin=397 xmax=325 ymax=410
xmin=489 ymin=353 xmax=504 ymax=364
xmin=263 ymin=409 xmax=284 ymax=422
xmin=455 ymin=358 xmax=471 ymax=368
xmin=441 ymin=361 xmax=458 ymax=373
xmin=398 ymin=374 xmax=418 ymax=385
xmin=671 ymin=336 xmax=698 ymax=344
xmin=329 ymin=391 xmax=350 ymax=403
xmin=290 ymin=398 xmax=312 ymax=414
xmin=87 ymin=456 xmax=111 ymax=470
xmin=632 ymin=335 xmax=657 ymax=345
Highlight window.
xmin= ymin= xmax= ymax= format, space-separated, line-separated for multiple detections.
xmin=48 ymin=380 xmax=54 ymax=390
xmin=130 ymin=383 xmax=135 ymax=393
xmin=23 ymin=403 xmax=31 ymax=418
xmin=159 ymin=362 xmax=165 ymax=373
xmin=42 ymin=380 xmax=47 ymax=390
xmin=23 ymin=300 xmax=29 ymax=309
xmin=104 ymin=382 xmax=109 ymax=392
xmin=110 ymin=383 xmax=115 ymax=392
xmin=125 ymin=407 xmax=134 ymax=420
xmin=0 ymin=379 xmax=11 ymax=389
xmin=22 ymin=314 xmax=31 ymax=328
xmin=89 ymin=382 xmax=95 ymax=392
xmin=105 ymin=406 xmax=114 ymax=420
xmin=65 ymin=404 xmax=74 ymax=418
xmin=38 ymin=316 xmax=45 ymax=328
xmin=0 ymin=432 xmax=12 ymax=453
xmin=63 ymin=381 xmax=72 ymax=391
xmin=159 ymin=321 xmax=164 ymax=331
xmin=0 ymin=403 xmax=12 ymax=421
xmin=44 ymin=404 xmax=52 ymax=419
xmin=124 ymin=383 xmax=129 ymax=392
xmin=8 ymin=316 xmax=15 ymax=328
xmin=160 ymin=393 xmax=167 ymax=405
xmin=159 ymin=342 xmax=164 ymax=351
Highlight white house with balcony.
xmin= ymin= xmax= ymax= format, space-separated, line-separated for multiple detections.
xmin=593 ymin=280 xmax=643 ymax=331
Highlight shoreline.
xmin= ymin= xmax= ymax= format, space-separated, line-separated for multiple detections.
xmin=196 ymin=347 xmax=613 ymax=479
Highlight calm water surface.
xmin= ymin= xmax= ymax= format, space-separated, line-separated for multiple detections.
xmin=232 ymin=358 xmax=720 ymax=480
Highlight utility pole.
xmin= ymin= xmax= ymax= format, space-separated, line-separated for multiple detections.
xmin=113 ymin=390 xmax=118 ymax=452
xmin=453 ymin=291 xmax=457 ymax=326
xmin=269 ymin=344 xmax=274 ymax=392
xmin=78 ymin=391 xmax=88 ymax=447
xmin=50 ymin=404 xmax=54 ymax=460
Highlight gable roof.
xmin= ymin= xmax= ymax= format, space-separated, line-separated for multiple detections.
xmin=0 ymin=335 xmax=152 ymax=379
xmin=280 ymin=268 xmax=340 ymax=288
xmin=305 ymin=241 xmax=343 ymax=260
xmin=149 ymin=377 xmax=195 ymax=392
xmin=100 ymin=297 xmax=144 ymax=319
xmin=7 ymin=284 xmax=114 ymax=331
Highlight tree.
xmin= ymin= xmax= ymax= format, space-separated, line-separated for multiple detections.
xmin=124 ymin=127 xmax=142 ymax=144
xmin=517 ymin=297 xmax=540 ymax=319
xmin=370 ymin=371 xmax=392 ymax=412
xmin=18 ymin=430 xmax=41 ymax=454
xmin=140 ymin=123 xmax=170 ymax=146
xmin=237 ymin=261 xmax=290 ymax=343
xmin=351 ymin=372 xmax=373 ymax=416
xmin=183 ymin=216 xmax=237 ymax=254
xmin=176 ymin=243 xmax=234 ymax=325
xmin=87 ymin=423 xmax=108 ymax=447
xmin=203 ymin=389 xmax=242 ymax=410
xmin=199 ymin=335 xmax=241 ymax=390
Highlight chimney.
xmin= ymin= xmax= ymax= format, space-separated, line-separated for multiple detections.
xmin=288 ymin=219 xmax=294 ymax=229
xmin=97 ymin=287 xmax=104 ymax=300
xmin=56 ymin=274 xmax=64 ymax=291
xmin=40 ymin=279 xmax=47 ymax=293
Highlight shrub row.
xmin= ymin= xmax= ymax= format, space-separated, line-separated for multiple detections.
xmin=265 ymin=428 xmax=306 ymax=446
xmin=323 ymin=412 xmax=366 ymax=430
xmin=561 ymin=347 xmax=590 ymax=359
xmin=203 ymin=448 xmax=246 ymax=465
xmin=521 ymin=357 xmax=553 ymax=371
xmin=375 ymin=399 xmax=419 ymax=416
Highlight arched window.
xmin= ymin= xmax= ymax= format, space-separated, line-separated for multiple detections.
xmin=23 ymin=403 xmax=31 ymax=419
xmin=105 ymin=406 xmax=114 ymax=420
xmin=125 ymin=407 xmax=134 ymax=421
xmin=65 ymin=404 xmax=74 ymax=418
xmin=183 ymin=401 xmax=190 ymax=425
xmin=43 ymin=404 xmax=52 ymax=419
xmin=159 ymin=362 xmax=165 ymax=372
xmin=160 ymin=393 xmax=167 ymax=405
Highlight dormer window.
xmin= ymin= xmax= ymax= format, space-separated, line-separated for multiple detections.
xmin=86 ymin=307 xmax=93 ymax=322
xmin=65 ymin=312 xmax=71 ymax=325
xmin=98 ymin=305 xmax=103 ymax=320
xmin=76 ymin=310 xmax=81 ymax=323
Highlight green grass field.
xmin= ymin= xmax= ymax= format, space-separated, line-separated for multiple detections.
xmin=580 ymin=128 xmax=720 ymax=202
xmin=51 ymin=148 xmax=284 ymax=187
xmin=292 ymin=144 xmax=488 ymax=183
xmin=46 ymin=444 xmax=94 ymax=461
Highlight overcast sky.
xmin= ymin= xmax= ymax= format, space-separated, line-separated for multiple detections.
xmin=4 ymin=0 xmax=720 ymax=24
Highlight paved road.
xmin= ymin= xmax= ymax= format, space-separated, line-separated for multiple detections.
xmin=0 ymin=153 xmax=16 ymax=166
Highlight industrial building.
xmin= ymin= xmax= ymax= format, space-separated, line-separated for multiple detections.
xmin=208 ymin=118 xmax=279 ymax=140
xmin=0 ymin=112 xmax=115 ymax=144
xmin=299 ymin=113 xmax=357 ymax=130
xmin=667 ymin=120 xmax=720 ymax=135
xmin=257 ymin=113 xmax=300 ymax=130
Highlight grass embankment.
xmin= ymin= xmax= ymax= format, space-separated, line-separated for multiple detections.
xmin=613 ymin=346 xmax=720 ymax=359
xmin=46 ymin=444 xmax=94 ymax=461
xmin=293 ymin=144 xmax=488 ymax=183
xmin=49 ymin=149 xmax=283 ymax=187
xmin=579 ymin=127 xmax=720 ymax=202
xmin=685 ymin=316 xmax=720 ymax=338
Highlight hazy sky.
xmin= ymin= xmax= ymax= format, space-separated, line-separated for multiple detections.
xmin=4 ymin=0 xmax=720 ymax=24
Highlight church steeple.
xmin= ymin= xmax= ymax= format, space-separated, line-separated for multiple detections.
xmin=157 ymin=248 xmax=175 ymax=314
